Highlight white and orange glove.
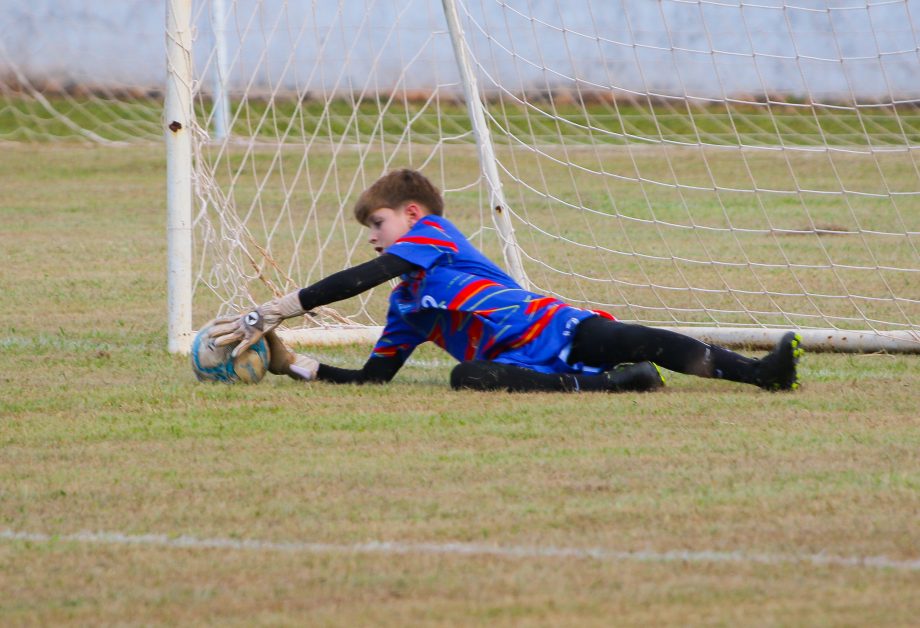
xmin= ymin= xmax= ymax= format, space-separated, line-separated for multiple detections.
xmin=211 ymin=291 xmax=305 ymax=358
xmin=264 ymin=330 xmax=320 ymax=381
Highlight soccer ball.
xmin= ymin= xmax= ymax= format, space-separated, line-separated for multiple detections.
xmin=190 ymin=319 xmax=270 ymax=384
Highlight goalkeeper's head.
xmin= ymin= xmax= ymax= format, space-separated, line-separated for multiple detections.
xmin=354 ymin=168 xmax=444 ymax=226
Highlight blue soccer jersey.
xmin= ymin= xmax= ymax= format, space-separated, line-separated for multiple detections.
xmin=371 ymin=215 xmax=601 ymax=374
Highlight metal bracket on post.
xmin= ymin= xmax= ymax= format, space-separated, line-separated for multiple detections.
xmin=441 ymin=0 xmax=529 ymax=289
xmin=166 ymin=0 xmax=194 ymax=354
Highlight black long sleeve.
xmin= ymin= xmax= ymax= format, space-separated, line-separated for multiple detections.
xmin=296 ymin=253 xmax=417 ymax=311
xmin=298 ymin=253 xmax=417 ymax=384
xmin=316 ymin=354 xmax=406 ymax=384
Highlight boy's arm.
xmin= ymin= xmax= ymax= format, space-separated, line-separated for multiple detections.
xmin=264 ymin=330 xmax=405 ymax=384
xmin=264 ymin=330 xmax=320 ymax=380
xmin=296 ymin=254 xmax=416 ymax=312
xmin=316 ymin=355 xmax=406 ymax=384
xmin=212 ymin=254 xmax=417 ymax=356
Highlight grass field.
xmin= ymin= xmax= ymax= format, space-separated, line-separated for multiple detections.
xmin=5 ymin=96 xmax=920 ymax=146
xmin=1 ymin=143 xmax=919 ymax=625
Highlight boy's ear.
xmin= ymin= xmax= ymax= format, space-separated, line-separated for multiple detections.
xmin=403 ymin=202 xmax=427 ymax=225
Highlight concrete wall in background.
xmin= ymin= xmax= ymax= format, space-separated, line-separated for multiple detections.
xmin=2 ymin=0 xmax=919 ymax=100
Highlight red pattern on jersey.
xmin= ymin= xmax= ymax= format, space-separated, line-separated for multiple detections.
xmin=509 ymin=302 xmax=564 ymax=350
xmin=447 ymin=278 xmax=502 ymax=310
xmin=464 ymin=317 xmax=485 ymax=361
xmin=427 ymin=323 xmax=446 ymax=349
xmin=395 ymin=236 xmax=458 ymax=252
xmin=372 ymin=342 xmax=412 ymax=358
xmin=591 ymin=309 xmax=617 ymax=321
xmin=419 ymin=217 xmax=446 ymax=232
xmin=524 ymin=295 xmax=560 ymax=316
xmin=448 ymin=311 xmax=469 ymax=334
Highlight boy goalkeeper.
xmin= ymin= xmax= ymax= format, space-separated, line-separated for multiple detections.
xmin=211 ymin=169 xmax=803 ymax=393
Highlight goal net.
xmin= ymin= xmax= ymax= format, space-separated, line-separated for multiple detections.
xmin=175 ymin=0 xmax=500 ymax=347
xmin=0 ymin=2 xmax=163 ymax=143
xmin=171 ymin=0 xmax=919 ymax=352
xmin=8 ymin=1 xmax=916 ymax=352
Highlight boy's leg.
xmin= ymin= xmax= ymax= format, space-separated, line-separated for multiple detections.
xmin=450 ymin=360 xmax=664 ymax=393
xmin=569 ymin=317 xmax=802 ymax=390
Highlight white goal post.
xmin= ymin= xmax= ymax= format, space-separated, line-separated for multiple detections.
xmin=164 ymin=0 xmax=920 ymax=354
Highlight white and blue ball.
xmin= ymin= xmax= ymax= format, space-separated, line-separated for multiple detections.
xmin=190 ymin=319 xmax=270 ymax=384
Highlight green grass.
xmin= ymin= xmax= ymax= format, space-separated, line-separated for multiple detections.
xmin=1 ymin=144 xmax=919 ymax=625
xmin=206 ymin=98 xmax=920 ymax=146
xmin=0 ymin=97 xmax=162 ymax=142
xmin=6 ymin=94 xmax=920 ymax=146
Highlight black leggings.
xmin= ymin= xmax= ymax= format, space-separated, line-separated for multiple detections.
xmin=449 ymin=316 xmax=760 ymax=392
xmin=569 ymin=316 xmax=756 ymax=379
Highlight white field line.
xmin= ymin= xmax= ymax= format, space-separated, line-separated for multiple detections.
xmin=2 ymin=529 xmax=918 ymax=572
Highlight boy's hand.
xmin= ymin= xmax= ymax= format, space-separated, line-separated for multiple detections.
xmin=211 ymin=291 xmax=305 ymax=357
xmin=264 ymin=330 xmax=320 ymax=381
xmin=264 ymin=329 xmax=297 ymax=375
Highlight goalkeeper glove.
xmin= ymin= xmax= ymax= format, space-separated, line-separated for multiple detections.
xmin=264 ymin=330 xmax=320 ymax=381
xmin=211 ymin=290 xmax=305 ymax=358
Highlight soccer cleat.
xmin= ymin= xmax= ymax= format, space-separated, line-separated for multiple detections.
xmin=755 ymin=332 xmax=804 ymax=391
xmin=605 ymin=361 xmax=666 ymax=393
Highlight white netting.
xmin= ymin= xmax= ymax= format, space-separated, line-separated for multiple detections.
xmin=0 ymin=1 xmax=163 ymax=143
xmin=2 ymin=0 xmax=917 ymax=348
xmin=186 ymin=0 xmax=494 ymax=334
xmin=188 ymin=0 xmax=919 ymax=346
xmin=453 ymin=0 xmax=920 ymax=342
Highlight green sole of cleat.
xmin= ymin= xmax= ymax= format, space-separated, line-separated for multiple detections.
xmin=652 ymin=362 xmax=666 ymax=385
xmin=758 ymin=331 xmax=804 ymax=392
xmin=790 ymin=333 xmax=804 ymax=390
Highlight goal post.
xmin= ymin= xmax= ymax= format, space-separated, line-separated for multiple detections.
xmin=441 ymin=0 xmax=529 ymax=290
xmin=165 ymin=0 xmax=194 ymax=354
xmin=161 ymin=0 xmax=919 ymax=353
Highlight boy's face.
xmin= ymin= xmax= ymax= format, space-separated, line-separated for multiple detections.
xmin=366 ymin=203 xmax=424 ymax=254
